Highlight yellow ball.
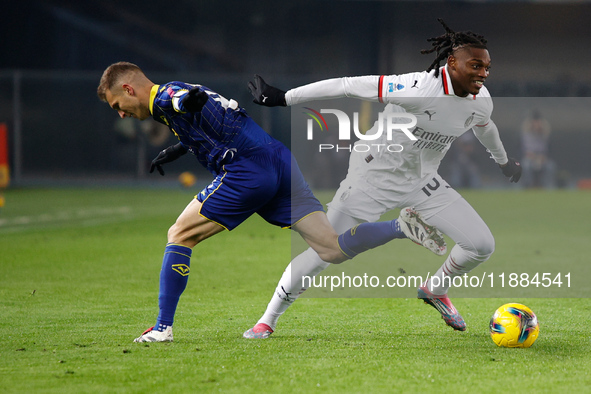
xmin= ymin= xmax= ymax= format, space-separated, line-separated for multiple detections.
xmin=178 ymin=171 xmax=197 ymax=188
xmin=490 ymin=303 xmax=539 ymax=348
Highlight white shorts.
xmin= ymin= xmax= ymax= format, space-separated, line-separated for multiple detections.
xmin=327 ymin=172 xmax=462 ymax=222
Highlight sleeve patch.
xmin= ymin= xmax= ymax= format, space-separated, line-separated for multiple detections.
xmin=172 ymin=89 xmax=189 ymax=113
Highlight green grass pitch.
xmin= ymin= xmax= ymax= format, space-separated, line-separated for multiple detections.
xmin=1 ymin=187 xmax=590 ymax=392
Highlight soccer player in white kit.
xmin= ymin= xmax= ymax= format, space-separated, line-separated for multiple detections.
xmin=244 ymin=19 xmax=522 ymax=337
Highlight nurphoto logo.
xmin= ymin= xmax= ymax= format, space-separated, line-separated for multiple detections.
xmin=303 ymin=107 xmax=417 ymax=153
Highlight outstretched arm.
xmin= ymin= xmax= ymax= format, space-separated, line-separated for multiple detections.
xmin=473 ymin=120 xmax=521 ymax=183
xmin=287 ymin=76 xmax=380 ymax=105
xmin=248 ymin=75 xmax=381 ymax=107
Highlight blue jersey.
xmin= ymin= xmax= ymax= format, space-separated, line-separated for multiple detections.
xmin=149 ymin=82 xmax=275 ymax=174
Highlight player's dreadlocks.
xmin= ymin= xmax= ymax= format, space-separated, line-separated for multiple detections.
xmin=421 ymin=18 xmax=488 ymax=78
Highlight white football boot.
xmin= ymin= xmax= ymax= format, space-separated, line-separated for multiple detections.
xmin=398 ymin=207 xmax=447 ymax=256
xmin=133 ymin=326 xmax=173 ymax=342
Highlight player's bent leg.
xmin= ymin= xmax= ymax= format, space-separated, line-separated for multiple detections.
xmin=423 ymin=198 xmax=494 ymax=295
xmin=415 ymin=198 xmax=494 ymax=331
xmin=292 ymin=211 xmax=347 ymax=264
xmin=244 ymin=210 xmax=361 ymax=339
xmin=135 ymin=199 xmax=226 ymax=343
xmin=294 ymin=211 xmax=413 ymax=263
xmin=243 ymin=248 xmax=330 ymax=339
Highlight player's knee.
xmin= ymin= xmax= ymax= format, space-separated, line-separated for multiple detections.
xmin=167 ymin=223 xmax=182 ymax=243
xmin=167 ymin=222 xmax=196 ymax=248
xmin=471 ymin=231 xmax=495 ymax=261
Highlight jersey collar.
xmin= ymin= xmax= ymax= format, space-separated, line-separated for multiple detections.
xmin=149 ymin=84 xmax=160 ymax=115
xmin=441 ymin=65 xmax=454 ymax=96
xmin=441 ymin=64 xmax=477 ymax=100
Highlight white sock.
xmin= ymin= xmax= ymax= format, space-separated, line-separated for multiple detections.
xmin=257 ymin=248 xmax=330 ymax=330
xmin=256 ymin=209 xmax=361 ymax=330
xmin=427 ymin=244 xmax=489 ymax=295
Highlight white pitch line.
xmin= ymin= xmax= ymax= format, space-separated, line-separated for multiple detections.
xmin=0 ymin=206 xmax=133 ymax=231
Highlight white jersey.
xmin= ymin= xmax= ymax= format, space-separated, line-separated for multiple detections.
xmin=287 ymin=65 xmax=508 ymax=194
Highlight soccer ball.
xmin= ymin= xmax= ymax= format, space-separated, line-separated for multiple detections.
xmin=489 ymin=303 xmax=539 ymax=348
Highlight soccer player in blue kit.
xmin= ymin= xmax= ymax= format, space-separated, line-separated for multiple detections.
xmin=97 ymin=62 xmax=446 ymax=342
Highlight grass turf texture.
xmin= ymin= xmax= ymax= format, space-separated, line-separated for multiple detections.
xmin=1 ymin=188 xmax=590 ymax=392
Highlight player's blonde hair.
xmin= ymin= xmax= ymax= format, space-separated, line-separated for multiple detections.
xmin=97 ymin=62 xmax=145 ymax=102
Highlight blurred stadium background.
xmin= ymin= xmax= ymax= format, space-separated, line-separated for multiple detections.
xmin=1 ymin=0 xmax=590 ymax=189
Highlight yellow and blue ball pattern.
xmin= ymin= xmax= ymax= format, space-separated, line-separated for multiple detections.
xmin=490 ymin=303 xmax=539 ymax=348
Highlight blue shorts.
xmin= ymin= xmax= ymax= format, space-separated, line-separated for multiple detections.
xmin=196 ymin=141 xmax=323 ymax=231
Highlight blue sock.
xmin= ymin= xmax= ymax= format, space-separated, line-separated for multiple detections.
xmin=338 ymin=219 xmax=406 ymax=259
xmin=155 ymin=243 xmax=192 ymax=331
